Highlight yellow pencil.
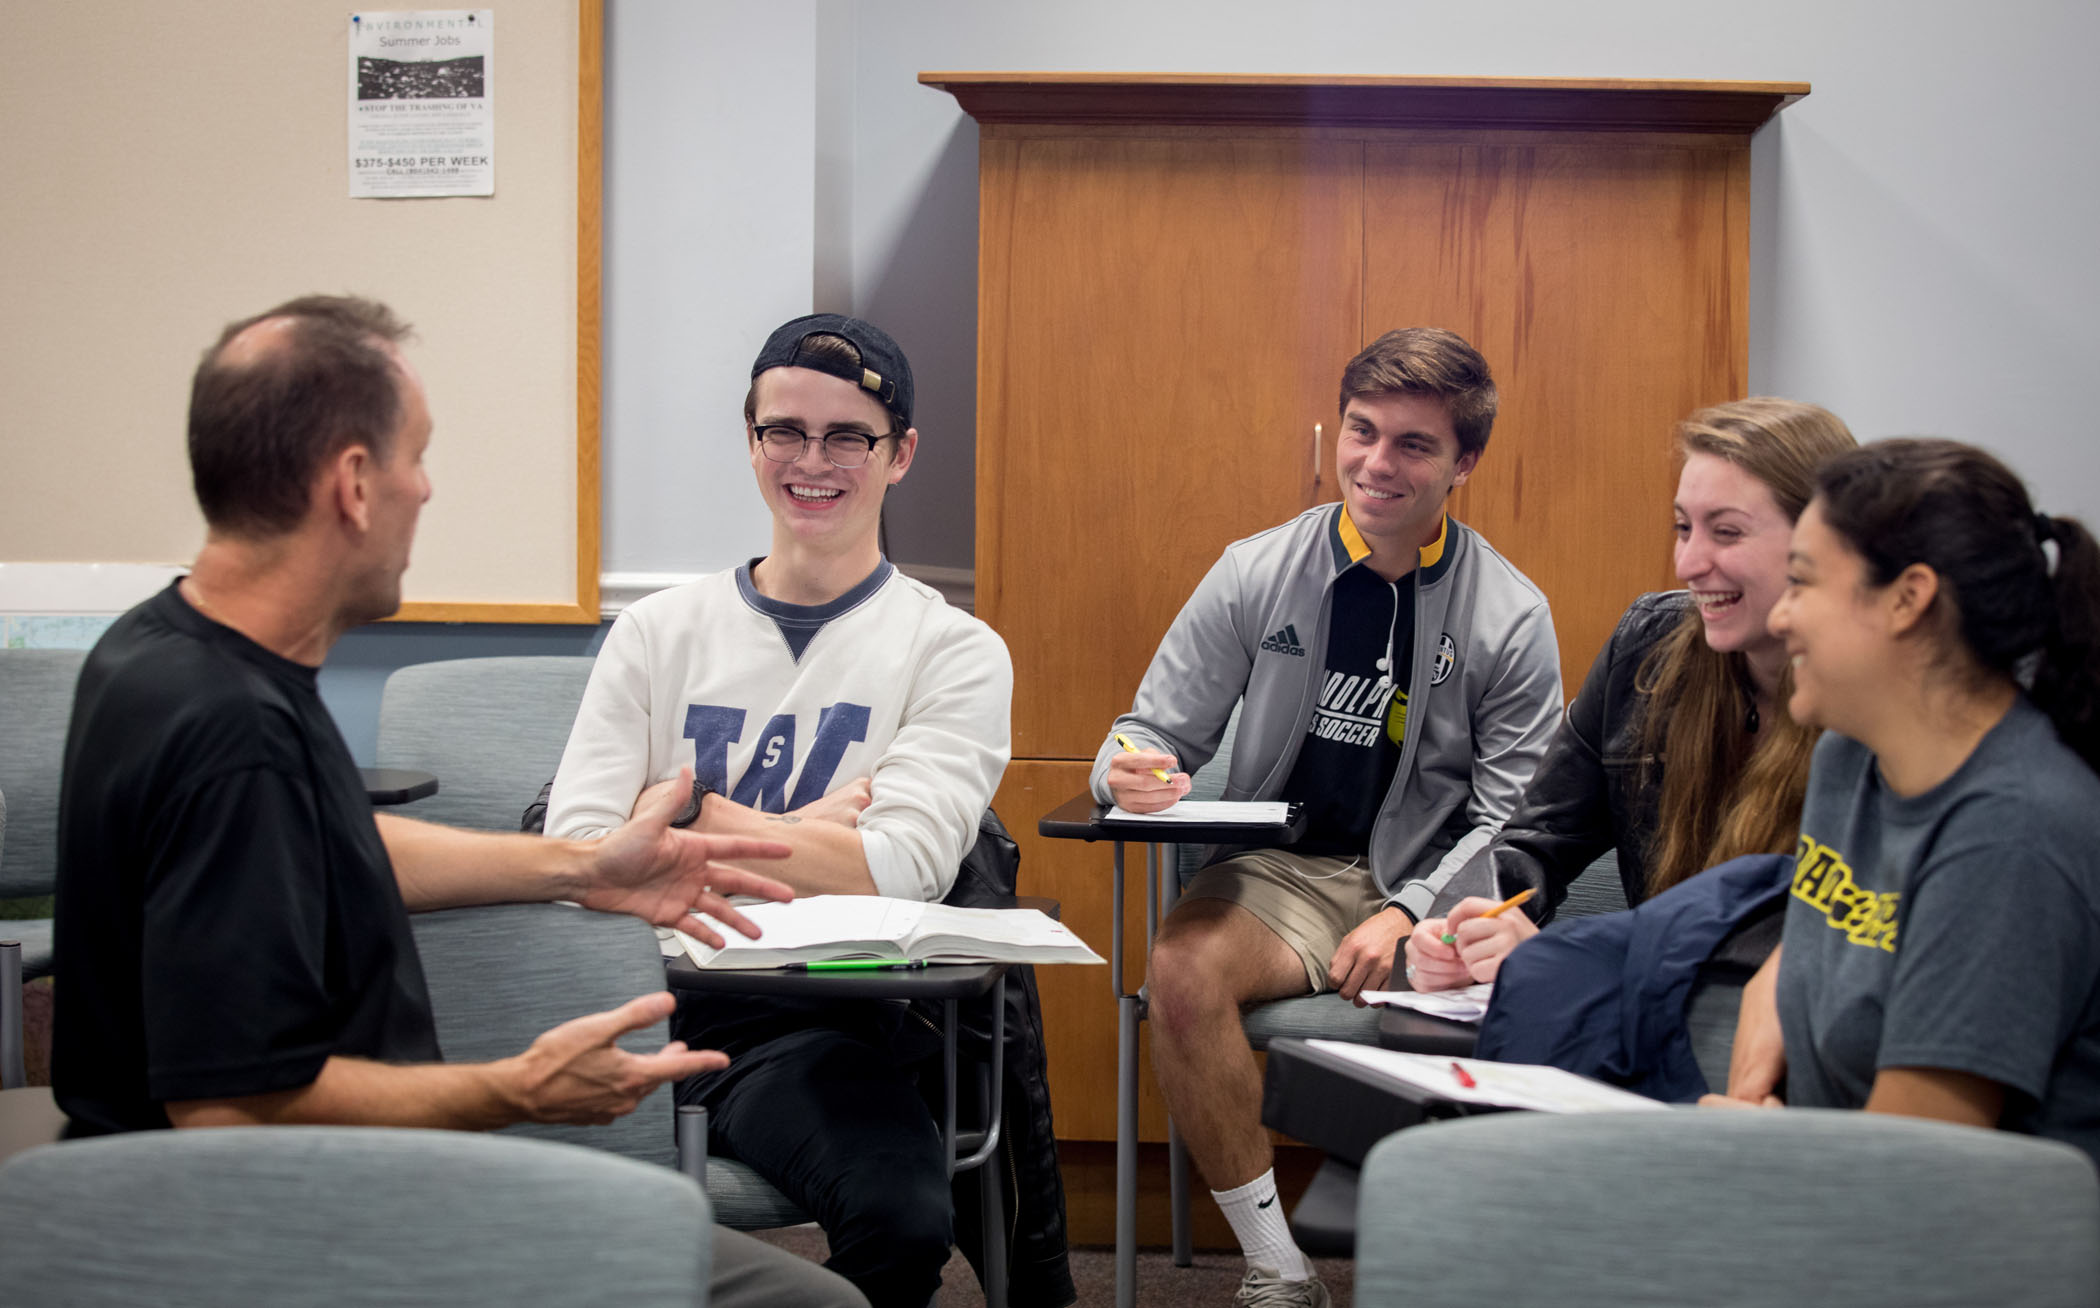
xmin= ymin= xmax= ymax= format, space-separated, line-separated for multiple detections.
xmin=1441 ymin=887 xmax=1536 ymax=944
xmin=1479 ymin=888 xmax=1537 ymax=920
xmin=1113 ymin=732 xmax=1173 ymax=783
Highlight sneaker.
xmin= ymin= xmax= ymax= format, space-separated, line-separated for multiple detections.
xmin=1232 ymin=1265 xmax=1331 ymax=1307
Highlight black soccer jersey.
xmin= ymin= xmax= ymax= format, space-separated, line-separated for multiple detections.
xmin=1280 ymin=565 xmax=1414 ymax=856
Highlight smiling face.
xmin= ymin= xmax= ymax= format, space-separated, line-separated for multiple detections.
xmin=1673 ymin=451 xmax=1795 ymax=680
xmin=1336 ymin=391 xmax=1476 ymax=565
xmin=748 ymin=365 xmax=916 ymax=563
xmin=1766 ymin=500 xmax=1890 ymax=734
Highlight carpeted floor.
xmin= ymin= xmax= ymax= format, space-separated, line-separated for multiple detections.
xmin=750 ymin=1225 xmax=1354 ymax=1307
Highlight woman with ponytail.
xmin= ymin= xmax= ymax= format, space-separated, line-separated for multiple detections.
xmin=1711 ymin=438 xmax=2100 ymax=1166
xmin=1408 ymin=398 xmax=1856 ymax=988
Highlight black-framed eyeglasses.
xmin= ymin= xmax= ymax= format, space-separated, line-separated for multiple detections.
xmin=753 ymin=424 xmax=895 ymax=468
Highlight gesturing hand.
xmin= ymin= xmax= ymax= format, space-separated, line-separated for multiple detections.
xmin=507 ymin=992 xmax=727 ymax=1125
xmin=582 ymin=767 xmax=793 ymax=943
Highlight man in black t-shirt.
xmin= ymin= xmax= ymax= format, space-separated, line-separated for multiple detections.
xmin=52 ymin=296 xmax=867 ymax=1308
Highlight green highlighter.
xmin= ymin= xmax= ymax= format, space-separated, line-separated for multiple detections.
xmin=783 ymin=959 xmax=929 ymax=972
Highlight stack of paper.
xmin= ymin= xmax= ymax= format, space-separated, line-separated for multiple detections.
xmin=1306 ymin=1040 xmax=1667 ymax=1114
xmin=1103 ymin=800 xmax=1293 ymax=824
xmin=1360 ymin=982 xmax=1494 ymax=1023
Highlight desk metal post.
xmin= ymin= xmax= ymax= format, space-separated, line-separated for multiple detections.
xmin=1116 ymin=988 xmax=1139 ymax=1308
xmin=1 ymin=941 xmax=22 ymax=1091
xmin=1112 ymin=837 xmax=1141 ymax=1308
xmin=1110 ymin=842 xmax=1128 ymax=1001
xmin=1150 ymin=844 xmax=1167 ymax=944
xmin=1159 ymin=843 xmax=1194 ymax=1266
xmin=942 ymin=996 xmax=959 ymax=1176
xmin=1168 ymin=1120 xmax=1192 ymax=1266
xmin=675 ymin=1104 xmax=708 ymax=1191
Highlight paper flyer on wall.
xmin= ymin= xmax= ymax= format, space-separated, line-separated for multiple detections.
xmin=348 ymin=10 xmax=494 ymax=198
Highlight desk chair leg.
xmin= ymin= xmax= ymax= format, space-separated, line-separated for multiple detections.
xmin=975 ymin=1063 xmax=1010 ymax=1308
xmin=1116 ymin=990 xmax=1140 ymax=1308
xmin=1168 ymin=1123 xmax=1193 ymax=1266
xmin=941 ymin=996 xmax=960 ymax=1173
xmin=675 ymin=1103 xmax=708 ymax=1192
xmin=1159 ymin=848 xmax=1194 ymax=1267
xmin=1 ymin=942 xmax=23 ymax=1091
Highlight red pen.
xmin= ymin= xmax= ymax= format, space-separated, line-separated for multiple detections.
xmin=1449 ymin=1060 xmax=1477 ymax=1089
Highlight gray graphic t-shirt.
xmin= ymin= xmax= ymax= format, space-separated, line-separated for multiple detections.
xmin=1777 ymin=698 xmax=2100 ymax=1170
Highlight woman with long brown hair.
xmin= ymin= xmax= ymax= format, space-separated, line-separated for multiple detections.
xmin=1706 ymin=440 xmax=2100 ymax=1163
xmin=1408 ymin=397 xmax=1855 ymax=988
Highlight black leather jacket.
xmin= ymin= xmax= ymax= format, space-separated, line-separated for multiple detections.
xmin=1433 ymin=592 xmax=1689 ymax=923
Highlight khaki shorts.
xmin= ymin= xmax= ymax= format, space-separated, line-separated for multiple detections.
xmin=1180 ymin=850 xmax=1388 ymax=993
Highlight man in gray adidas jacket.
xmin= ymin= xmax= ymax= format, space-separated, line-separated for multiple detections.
xmin=1091 ymin=327 xmax=1561 ymax=1307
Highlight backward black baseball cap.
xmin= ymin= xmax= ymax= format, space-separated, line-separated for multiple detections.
xmin=750 ymin=313 xmax=914 ymax=430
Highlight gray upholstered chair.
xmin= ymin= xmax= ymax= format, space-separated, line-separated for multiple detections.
xmin=406 ymin=898 xmax=810 ymax=1226
xmin=411 ymin=902 xmax=682 ymax=1160
xmin=380 ymin=656 xmax=814 ymax=1227
xmin=376 ymin=654 xmax=599 ymax=831
xmin=1355 ymin=1109 xmax=2100 ymax=1307
xmin=0 ymin=1125 xmax=711 ymax=1306
xmin=0 ymin=649 xmax=89 ymax=988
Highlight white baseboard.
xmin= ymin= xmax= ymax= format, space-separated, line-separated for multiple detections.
xmin=0 ymin=562 xmax=186 ymax=615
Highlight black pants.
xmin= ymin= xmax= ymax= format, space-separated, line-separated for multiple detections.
xmin=676 ymin=995 xmax=953 ymax=1308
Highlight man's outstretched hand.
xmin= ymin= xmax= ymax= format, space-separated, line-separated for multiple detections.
xmin=503 ymin=991 xmax=727 ymax=1125
xmin=577 ymin=767 xmax=793 ymax=943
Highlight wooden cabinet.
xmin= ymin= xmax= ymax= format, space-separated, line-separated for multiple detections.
xmin=976 ymin=135 xmax=1363 ymax=760
xmin=1362 ymin=137 xmax=1752 ymax=687
xmin=931 ymin=73 xmax=1804 ymax=1144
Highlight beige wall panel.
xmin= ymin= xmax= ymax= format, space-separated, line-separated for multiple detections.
xmin=0 ymin=1 xmax=592 ymax=615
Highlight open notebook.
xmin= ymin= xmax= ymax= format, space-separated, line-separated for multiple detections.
xmin=669 ymin=895 xmax=1106 ymax=969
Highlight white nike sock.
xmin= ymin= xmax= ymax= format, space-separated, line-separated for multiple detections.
xmin=1213 ymin=1170 xmax=1312 ymax=1280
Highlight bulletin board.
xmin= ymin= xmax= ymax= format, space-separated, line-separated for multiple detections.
xmin=0 ymin=0 xmax=602 ymax=622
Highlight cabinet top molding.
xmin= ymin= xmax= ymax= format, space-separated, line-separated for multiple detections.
xmin=919 ymin=72 xmax=1808 ymax=134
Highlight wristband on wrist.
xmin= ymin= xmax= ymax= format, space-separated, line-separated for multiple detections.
xmin=670 ymin=776 xmax=715 ymax=829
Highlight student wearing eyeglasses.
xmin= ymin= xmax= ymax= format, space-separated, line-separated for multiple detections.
xmin=544 ymin=315 xmax=1068 ymax=1308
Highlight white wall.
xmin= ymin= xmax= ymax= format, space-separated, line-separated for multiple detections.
xmin=607 ymin=0 xmax=2100 ymax=573
xmin=601 ymin=0 xmax=817 ymax=576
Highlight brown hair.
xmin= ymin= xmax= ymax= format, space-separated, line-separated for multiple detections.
xmin=1338 ymin=328 xmax=1497 ymax=458
xmin=188 ymin=295 xmax=412 ymax=538
xmin=1638 ymin=398 xmax=1857 ymax=898
xmin=1813 ymin=438 xmax=2100 ymax=771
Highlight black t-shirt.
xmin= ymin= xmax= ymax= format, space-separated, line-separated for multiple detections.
xmin=53 ymin=583 xmax=438 ymax=1134
xmin=1282 ymin=565 xmax=1414 ymax=855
